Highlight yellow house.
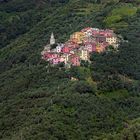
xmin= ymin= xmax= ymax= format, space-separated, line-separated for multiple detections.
xmin=70 ymin=32 xmax=85 ymax=44
xmin=106 ymin=35 xmax=117 ymax=45
xmin=62 ymin=54 xmax=69 ymax=64
xmin=79 ymin=48 xmax=89 ymax=61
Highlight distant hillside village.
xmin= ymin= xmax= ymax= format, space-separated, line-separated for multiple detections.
xmin=41 ymin=27 xmax=120 ymax=67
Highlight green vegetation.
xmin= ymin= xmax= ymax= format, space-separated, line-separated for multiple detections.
xmin=104 ymin=4 xmax=137 ymax=28
xmin=0 ymin=0 xmax=140 ymax=139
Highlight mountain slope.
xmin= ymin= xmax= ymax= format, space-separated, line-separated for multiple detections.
xmin=0 ymin=0 xmax=140 ymax=139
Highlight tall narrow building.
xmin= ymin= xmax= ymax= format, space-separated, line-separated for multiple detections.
xmin=50 ymin=32 xmax=55 ymax=45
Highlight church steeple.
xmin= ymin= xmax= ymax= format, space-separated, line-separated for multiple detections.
xmin=50 ymin=32 xmax=55 ymax=45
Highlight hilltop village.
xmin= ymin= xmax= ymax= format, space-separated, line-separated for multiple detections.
xmin=41 ymin=27 xmax=120 ymax=67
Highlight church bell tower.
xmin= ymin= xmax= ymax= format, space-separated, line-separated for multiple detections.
xmin=50 ymin=32 xmax=55 ymax=45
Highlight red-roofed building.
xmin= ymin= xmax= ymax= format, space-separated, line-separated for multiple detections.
xmin=62 ymin=46 xmax=72 ymax=53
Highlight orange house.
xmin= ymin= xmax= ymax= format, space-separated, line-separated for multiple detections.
xmin=70 ymin=32 xmax=85 ymax=44
xmin=96 ymin=44 xmax=105 ymax=53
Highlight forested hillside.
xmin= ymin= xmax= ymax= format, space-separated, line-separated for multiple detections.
xmin=0 ymin=0 xmax=140 ymax=139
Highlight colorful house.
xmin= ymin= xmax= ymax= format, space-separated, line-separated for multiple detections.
xmin=61 ymin=54 xmax=70 ymax=64
xmin=96 ymin=44 xmax=106 ymax=53
xmin=51 ymin=58 xmax=60 ymax=65
xmin=106 ymin=35 xmax=117 ymax=45
xmin=79 ymin=47 xmax=89 ymax=61
xmin=81 ymin=27 xmax=96 ymax=37
xmin=51 ymin=57 xmax=65 ymax=65
xmin=92 ymin=43 xmax=96 ymax=52
xmin=62 ymin=46 xmax=71 ymax=53
xmin=65 ymin=41 xmax=79 ymax=49
xmin=43 ymin=52 xmax=58 ymax=60
xmin=69 ymin=54 xmax=80 ymax=66
xmin=83 ymin=36 xmax=95 ymax=44
xmin=84 ymin=42 xmax=96 ymax=52
xmin=70 ymin=32 xmax=85 ymax=44
xmin=85 ymin=43 xmax=92 ymax=52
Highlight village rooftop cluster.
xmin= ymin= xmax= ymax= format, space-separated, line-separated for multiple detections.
xmin=41 ymin=27 xmax=120 ymax=67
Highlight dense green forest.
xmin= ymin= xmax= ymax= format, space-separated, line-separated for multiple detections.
xmin=0 ymin=0 xmax=140 ymax=139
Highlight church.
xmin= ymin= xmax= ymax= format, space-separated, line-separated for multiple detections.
xmin=50 ymin=32 xmax=55 ymax=45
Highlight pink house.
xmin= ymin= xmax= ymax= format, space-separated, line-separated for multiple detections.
xmin=59 ymin=57 xmax=65 ymax=63
xmin=85 ymin=43 xmax=92 ymax=52
xmin=69 ymin=54 xmax=80 ymax=66
xmin=42 ymin=52 xmax=51 ymax=60
xmin=51 ymin=57 xmax=65 ymax=65
xmin=51 ymin=58 xmax=60 ymax=65
xmin=92 ymin=43 xmax=96 ymax=52
xmin=49 ymin=53 xmax=58 ymax=59
xmin=42 ymin=52 xmax=59 ymax=61
xmin=91 ymin=29 xmax=100 ymax=36
xmin=84 ymin=42 xmax=96 ymax=52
